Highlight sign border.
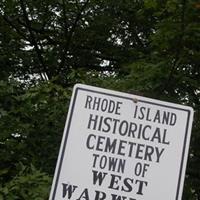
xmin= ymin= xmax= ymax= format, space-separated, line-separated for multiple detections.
xmin=50 ymin=85 xmax=192 ymax=200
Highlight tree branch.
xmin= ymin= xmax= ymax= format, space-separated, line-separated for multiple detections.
xmin=59 ymin=0 xmax=90 ymax=70
xmin=19 ymin=0 xmax=48 ymax=81
xmin=164 ymin=0 xmax=187 ymax=90
xmin=1 ymin=15 xmax=28 ymax=41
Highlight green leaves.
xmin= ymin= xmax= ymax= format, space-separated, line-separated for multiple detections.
xmin=144 ymin=0 xmax=157 ymax=9
xmin=0 ymin=163 xmax=51 ymax=200
xmin=0 ymin=81 xmax=71 ymax=186
xmin=0 ymin=0 xmax=200 ymax=199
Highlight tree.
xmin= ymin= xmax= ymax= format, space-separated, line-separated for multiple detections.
xmin=0 ymin=0 xmax=200 ymax=199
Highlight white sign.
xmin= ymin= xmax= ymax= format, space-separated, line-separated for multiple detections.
xmin=49 ymin=84 xmax=194 ymax=200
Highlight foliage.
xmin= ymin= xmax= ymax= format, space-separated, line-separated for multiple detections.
xmin=0 ymin=0 xmax=200 ymax=199
xmin=0 ymin=163 xmax=51 ymax=200
xmin=0 ymin=80 xmax=71 ymax=180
